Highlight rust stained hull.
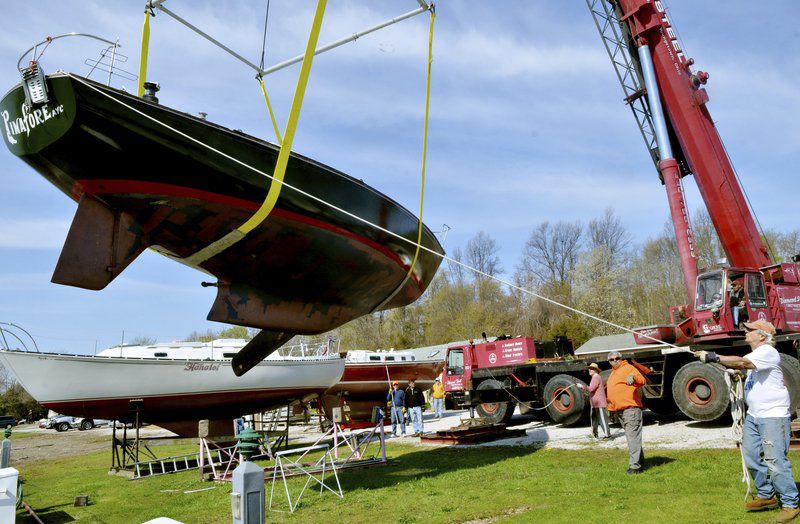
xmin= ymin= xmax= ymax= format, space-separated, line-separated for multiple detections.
xmin=0 ymin=73 xmax=444 ymax=338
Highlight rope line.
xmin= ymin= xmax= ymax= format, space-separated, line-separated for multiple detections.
xmin=66 ymin=72 xmax=684 ymax=348
xmin=725 ymin=370 xmax=753 ymax=501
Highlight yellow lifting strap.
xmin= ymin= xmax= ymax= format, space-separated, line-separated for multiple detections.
xmin=137 ymin=10 xmax=151 ymax=98
xmin=258 ymin=78 xmax=283 ymax=145
xmin=372 ymin=7 xmax=435 ymax=312
xmin=238 ymin=0 xmax=327 ymax=235
xmin=181 ymin=0 xmax=327 ymax=265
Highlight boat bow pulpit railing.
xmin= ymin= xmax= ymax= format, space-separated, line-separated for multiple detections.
xmin=0 ymin=323 xmax=40 ymax=353
xmin=16 ymin=33 xmax=128 ymax=107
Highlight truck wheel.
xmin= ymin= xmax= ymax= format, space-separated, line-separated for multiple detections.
xmin=543 ymin=374 xmax=588 ymax=426
xmin=779 ymin=354 xmax=800 ymax=414
xmin=79 ymin=419 xmax=93 ymax=431
xmin=474 ymin=379 xmax=515 ymax=424
xmin=672 ymin=361 xmax=729 ymax=421
xmin=57 ymin=422 xmax=70 ymax=432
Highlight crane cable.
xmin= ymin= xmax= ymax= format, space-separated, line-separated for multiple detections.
xmin=372 ymin=6 xmax=436 ymax=312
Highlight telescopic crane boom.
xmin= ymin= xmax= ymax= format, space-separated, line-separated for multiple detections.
xmin=588 ymin=0 xmax=800 ymax=340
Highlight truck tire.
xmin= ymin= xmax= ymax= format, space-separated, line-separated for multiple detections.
xmin=79 ymin=419 xmax=94 ymax=431
xmin=543 ymin=374 xmax=588 ymax=426
xmin=672 ymin=361 xmax=729 ymax=421
xmin=474 ymin=379 xmax=515 ymax=424
xmin=779 ymin=354 xmax=800 ymax=415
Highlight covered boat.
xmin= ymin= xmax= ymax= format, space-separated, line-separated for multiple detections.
xmin=0 ymin=70 xmax=444 ymax=373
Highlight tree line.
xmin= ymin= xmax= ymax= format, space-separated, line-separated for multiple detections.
xmin=335 ymin=208 xmax=800 ymax=350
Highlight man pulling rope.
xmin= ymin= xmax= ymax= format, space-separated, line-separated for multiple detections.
xmin=695 ymin=320 xmax=800 ymax=522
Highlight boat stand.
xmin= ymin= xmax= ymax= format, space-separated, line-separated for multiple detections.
xmin=268 ymin=443 xmax=343 ymax=513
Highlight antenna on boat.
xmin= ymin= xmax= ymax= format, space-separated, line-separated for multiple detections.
xmin=84 ymin=39 xmax=137 ymax=85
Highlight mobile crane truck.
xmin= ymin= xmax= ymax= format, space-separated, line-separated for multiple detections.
xmin=578 ymin=0 xmax=800 ymax=421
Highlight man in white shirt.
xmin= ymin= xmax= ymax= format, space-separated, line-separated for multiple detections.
xmin=696 ymin=319 xmax=799 ymax=522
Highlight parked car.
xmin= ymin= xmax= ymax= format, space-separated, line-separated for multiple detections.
xmin=75 ymin=418 xmax=119 ymax=430
xmin=0 ymin=416 xmax=17 ymax=429
xmin=46 ymin=415 xmax=78 ymax=432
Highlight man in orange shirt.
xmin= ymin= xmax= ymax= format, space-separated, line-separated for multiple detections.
xmin=606 ymin=350 xmax=647 ymax=474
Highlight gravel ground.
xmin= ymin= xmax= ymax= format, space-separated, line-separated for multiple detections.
xmin=6 ymin=408 xmax=736 ymax=466
xmin=10 ymin=424 xmax=176 ymax=465
xmin=377 ymin=408 xmax=736 ymax=450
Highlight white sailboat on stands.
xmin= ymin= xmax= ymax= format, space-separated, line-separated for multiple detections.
xmin=0 ymin=337 xmax=344 ymax=437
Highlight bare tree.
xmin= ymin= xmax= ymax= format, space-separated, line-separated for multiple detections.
xmin=520 ymin=221 xmax=583 ymax=285
xmin=130 ymin=335 xmax=157 ymax=346
xmin=447 ymin=246 xmax=466 ymax=284
xmin=464 ymin=231 xmax=503 ymax=279
xmin=588 ymin=208 xmax=631 ymax=265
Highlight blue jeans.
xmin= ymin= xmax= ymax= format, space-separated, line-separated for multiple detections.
xmin=743 ymin=415 xmax=799 ymax=508
xmin=732 ymin=306 xmax=740 ymax=327
xmin=433 ymin=398 xmax=444 ymax=418
xmin=409 ymin=406 xmax=423 ymax=434
xmin=390 ymin=406 xmax=405 ymax=435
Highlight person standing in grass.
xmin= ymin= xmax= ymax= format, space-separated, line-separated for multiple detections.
xmin=386 ymin=381 xmax=406 ymax=437
xmin=606 ymin=350 xmax=647 ymax=474
xmin=431 ymin=377 xmax=445 ymax=419
xmin=579 ymin=363 xmax=611 ymax=440
xmin=695 ymin=319 xmax=799 ymax=522
xmin=405 ymin=379 xmax=425 ymax=436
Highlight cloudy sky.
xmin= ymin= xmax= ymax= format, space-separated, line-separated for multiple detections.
xmin=0 ymin=1 xmax=797 ymax=353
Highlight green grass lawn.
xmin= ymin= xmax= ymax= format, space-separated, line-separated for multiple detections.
xmin=14 ymin=439 xmax=800 ymax=523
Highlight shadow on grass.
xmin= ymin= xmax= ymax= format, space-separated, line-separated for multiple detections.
xmin=334 ymin=441 xmax=543 ymax=491
xmin=645 ymin=455 xmax=676 ymax=470
xmin=19 ymin=504 xmax=76 ymax=523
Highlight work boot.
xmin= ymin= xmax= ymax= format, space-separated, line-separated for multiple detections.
xmin=776 ymin=507 xmax=800 ymax=522
xmin=625 ymin=468 xmax=642 ymax=475
xmin=744 ymin=496 xmax=779 ymax=512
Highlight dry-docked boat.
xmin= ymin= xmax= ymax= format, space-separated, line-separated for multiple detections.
xmin=1 ymin=48 xmax=444 ymax=373
xmin=322 ymin=350 xmax=444 ymax=424
xmin=0 ymin=339 xmax=344 ymax=437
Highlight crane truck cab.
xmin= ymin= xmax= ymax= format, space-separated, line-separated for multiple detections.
xmin=692 ymin=268 xmax=769 ymax=339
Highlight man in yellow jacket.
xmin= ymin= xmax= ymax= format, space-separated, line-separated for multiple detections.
xmin=431 ymin=377 xmax=445 ymax=419
xmin=606 ymin=350 xmax=647 ymax=474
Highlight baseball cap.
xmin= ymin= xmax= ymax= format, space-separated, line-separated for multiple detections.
xmin=743 ymin=319 xmax=776 ymax=335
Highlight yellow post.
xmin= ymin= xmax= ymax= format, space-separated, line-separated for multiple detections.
xmin=137 ymin=11 xmax=152 ymax=97
xmin=238 ymin=0 xmax=327 ymax=234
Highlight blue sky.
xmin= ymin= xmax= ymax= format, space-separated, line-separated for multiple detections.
xmin=0 ymin=1 xmax=797 ymax=353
